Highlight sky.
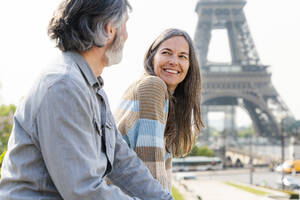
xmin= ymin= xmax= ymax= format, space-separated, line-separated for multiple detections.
xmin=0 ymin=0 xmax=300 ymax=126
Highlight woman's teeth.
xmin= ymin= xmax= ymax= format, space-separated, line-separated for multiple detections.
xmin=165 ymin=69 xmax=179 ymax=74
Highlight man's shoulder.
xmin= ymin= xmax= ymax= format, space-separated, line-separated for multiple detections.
xmin=42 ymin=53 xmax=86 ymax=90
xmin=14 ymin=54 xmax=88 ymax=130
xmin=39 ymin=55 xmax=90 ymax=104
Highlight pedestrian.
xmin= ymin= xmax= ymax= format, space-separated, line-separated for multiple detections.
xmin=114 ymin=28 xmax=205 ymax=191
xmin=0 ymin=1 xmax=173 ymax=199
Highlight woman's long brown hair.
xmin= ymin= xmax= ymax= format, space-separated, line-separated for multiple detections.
xmin=144 ymin=28 xmax=205 ymax=157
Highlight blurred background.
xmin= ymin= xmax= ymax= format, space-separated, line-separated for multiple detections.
xmin=1 ymin=0 xmax=300 ymax=199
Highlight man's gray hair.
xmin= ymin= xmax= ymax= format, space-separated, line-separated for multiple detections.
xmin=48 ymin=0 xmax=131 ymax=52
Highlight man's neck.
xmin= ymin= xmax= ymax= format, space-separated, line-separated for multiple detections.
xmin=80 ymin=46 xmax=107 ymax=77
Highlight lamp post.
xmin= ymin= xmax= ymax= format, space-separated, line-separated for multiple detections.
xmin=249 ymin=135 xmax=253 ymax=185
xmin=280 ymin=117 xmax=285 ymax=190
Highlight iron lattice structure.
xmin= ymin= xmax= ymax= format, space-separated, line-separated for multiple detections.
xmin=194 ymin=0 xmax=293 ymax=139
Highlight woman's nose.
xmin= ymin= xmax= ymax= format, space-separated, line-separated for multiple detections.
xmin=168 ymin=55 xmax=179 ymax=65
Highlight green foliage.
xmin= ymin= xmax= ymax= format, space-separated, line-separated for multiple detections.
xmin=262 ymin=185 xmax=299 ymax=199
xmin=224 ymin=181 xmax=270 ymax=196
xmin=0 ymin=105 xmax=16 ymax=116
xmin=237 ymin=126 xmax=254 ymax=138
xmin=206 ymin=126 xmax=221 ymax=137
xmin=281 ymin=189 xmax=299 ymax=199
xmin=0 ymin=104 xmax=16 ymax=154
xmin=172 ymin=186 xmax=185 ymax=200
xmin=189 ymin=145 xmax=214 ymax=157
xmin=282 ymin=118 xmax=300 ymax=136
xmin=208 ymin=127 xmax=221 ymax=137
xmin=0 ymin=151 xmax=6 ymax=178
xmin=0 ymin=104 xmax=14 ymax=179
xmin=0 ymin=151 xmax=5 ymax=163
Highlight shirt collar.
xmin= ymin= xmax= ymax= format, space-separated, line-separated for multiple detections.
xmin=67 ymin=51 xmax=104 ymax=89
xmin=97 ymin=76 xmax=104 ymax=88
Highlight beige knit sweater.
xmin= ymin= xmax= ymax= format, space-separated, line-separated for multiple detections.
xmin=114 ymin=74 xmax=172 ymax=192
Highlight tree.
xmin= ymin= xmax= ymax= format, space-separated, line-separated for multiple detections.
xmin=0 ymin=104 xmax=16 ymax=154
xmin=282 ymin=117 xmax=300 ymax=137
xmin=0 ymin=104 xmax=16 ymax=178
xmin=290 ymin=120 xmax=300 ymax=136
xmin=237 ymin=126 xmax=254 ymax=138
xmin=208 ymin=126 xmax=221 ymax=137
xmin=189 ymin=145 xmax=214 ymax=157
xmin=0 ymin=151 xmax=5 ymax=178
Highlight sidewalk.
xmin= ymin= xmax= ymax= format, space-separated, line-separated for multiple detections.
xmin=173 ymin=179 xmax=290 ymax=200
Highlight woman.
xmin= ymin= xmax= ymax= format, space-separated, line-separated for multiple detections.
xmin=114 ymin=28 xmax=204 ymax=191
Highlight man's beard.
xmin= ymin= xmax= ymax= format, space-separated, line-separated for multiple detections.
xmin=105 ymin=28 xmax=124 ymax=66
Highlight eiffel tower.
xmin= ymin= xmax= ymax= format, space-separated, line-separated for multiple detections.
xmin=194 ymin=0 xmax=293 ymax=140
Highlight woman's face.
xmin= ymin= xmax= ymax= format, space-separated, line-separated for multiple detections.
xmin=153 ymin=36 xmax=190 ymax=92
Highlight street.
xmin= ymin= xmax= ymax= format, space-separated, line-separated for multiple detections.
xmin=174 ymin=167 xmax=300 ymax=190
xmin=173 ymin=168 xmax=300 ymax=199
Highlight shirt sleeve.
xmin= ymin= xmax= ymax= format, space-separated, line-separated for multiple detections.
xmin=36 ymin=78 xmax=140 ymax=200
xmin=134 ymin=76 xmax=171 ymax=191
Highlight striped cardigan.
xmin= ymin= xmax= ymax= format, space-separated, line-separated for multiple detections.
xmin=114 ymin=74 xmax=172 ymax=192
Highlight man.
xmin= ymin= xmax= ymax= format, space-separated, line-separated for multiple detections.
xmin=0 ymin=0 xmax=174 ymax=199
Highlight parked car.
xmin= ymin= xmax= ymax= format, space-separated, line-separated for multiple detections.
xmin=274 ymin=164 xmax=283 ymax=173
xmin=274 ymin=160 xmax=300 ymax=174
xmin=282 ymin=160 xmax=300 ymax=173
xmin=277 ymin=176 xmax=300 ymax=190
xmin=174 ymin=172 xmax=197 ymax=180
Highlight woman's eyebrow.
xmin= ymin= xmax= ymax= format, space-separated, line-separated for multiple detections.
xmin=160 ymin=47 xmax=172 ymax=51
xmin=160 ymin=48 xmax=189 ymax=56
xmin=180 ymin=52 xmax=189 ymax=56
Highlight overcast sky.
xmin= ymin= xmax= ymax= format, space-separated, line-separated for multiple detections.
xmin=0 ymin=0 xmax=300 ymax=126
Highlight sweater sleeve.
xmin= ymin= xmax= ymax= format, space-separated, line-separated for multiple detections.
xmin=134 ymin=76 xmax=171 ymax=191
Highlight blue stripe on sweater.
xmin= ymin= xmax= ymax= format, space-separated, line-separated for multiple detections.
xmin=164 ymin=99 xmax=169 ymax=113
xmin=118 ymin=99 xmax=139 ymax=112
xmin=123 ymin=119 xmax=165 ymax=149
xmin=119 ymin=99 xmax=168 ymax=113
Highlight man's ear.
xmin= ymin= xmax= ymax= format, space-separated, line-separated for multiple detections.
xmin=105 ymin=22 xmax=116 ymax=44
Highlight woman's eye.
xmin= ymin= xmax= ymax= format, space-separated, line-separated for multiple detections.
xmin=161 ymin=51 xmax=170 ymax=55
xmin=180 ymin=55 xmax=188 ymax=60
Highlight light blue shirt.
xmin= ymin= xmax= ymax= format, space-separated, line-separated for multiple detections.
xmin=0 ymin=51 xmax=173 ymax=200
